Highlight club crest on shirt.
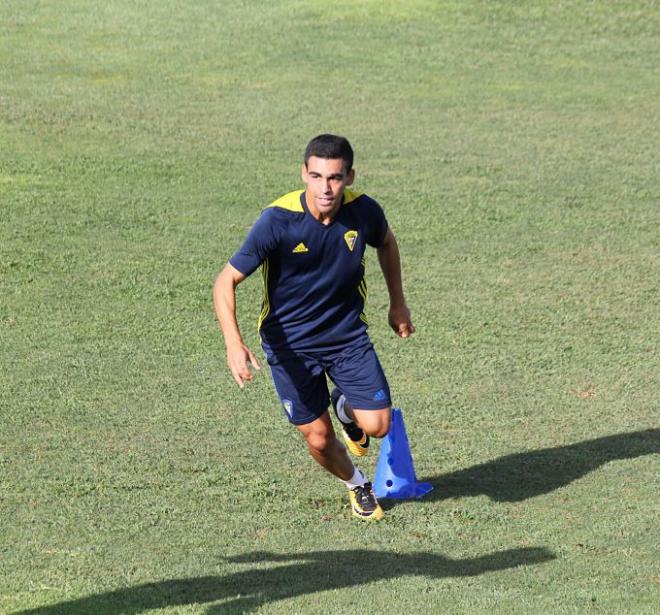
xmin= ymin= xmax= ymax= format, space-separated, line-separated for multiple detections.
xmin=344 ymin=230 xmax=358 ymax=252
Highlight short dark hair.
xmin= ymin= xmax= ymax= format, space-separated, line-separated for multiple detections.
xmin=304 ymin=134 xmax=354 ymax=171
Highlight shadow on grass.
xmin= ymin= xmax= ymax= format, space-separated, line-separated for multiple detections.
xmin=15 ymin=547 xmax=554 ymax=614
xmin=415 ymin=428 xmax=659 ymax=504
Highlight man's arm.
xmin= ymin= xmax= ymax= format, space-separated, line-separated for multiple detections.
xmin=376 ymin=228 xmax=415 ymax=338
xmin=213 ymin=263 xmax=261 ymax=388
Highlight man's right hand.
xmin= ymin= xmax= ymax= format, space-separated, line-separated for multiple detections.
xmin=213 ymin=264 xmax=259 ymax=389
xmin=227 ymin=343 xmax=261 ymax=388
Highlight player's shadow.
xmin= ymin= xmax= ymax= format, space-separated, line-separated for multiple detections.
xmin=410 ymin=428 xmax=659 ymax=505
xmin=15 ymin=547 xmax=554 ymax=614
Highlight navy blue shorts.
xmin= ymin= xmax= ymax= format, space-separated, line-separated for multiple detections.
xmin=263 ymin=337 xmax=392 ymax=425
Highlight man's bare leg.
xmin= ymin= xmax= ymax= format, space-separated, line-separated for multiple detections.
xmin=296 ymin=411 xmax=354 ymax=480
xmin=352 ymin=407 xmax=391 ymax=438
xmin=297 ymin=410 xmax=384 ymax=521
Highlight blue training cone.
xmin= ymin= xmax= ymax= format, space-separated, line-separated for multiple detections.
xmin=373 ymin=407 xmax=433 ymax=499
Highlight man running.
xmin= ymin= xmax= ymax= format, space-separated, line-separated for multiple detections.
xmin=213 ymin=134 xmax=415 ymax=520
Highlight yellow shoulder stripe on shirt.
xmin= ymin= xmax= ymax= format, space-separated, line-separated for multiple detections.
xmin=268 ymin=190 xmax=304 ymax=212
xmin=267 ymin=188 xmax=363 ymax=211
xmin=342 ymin=188 xmax=363 ymax=205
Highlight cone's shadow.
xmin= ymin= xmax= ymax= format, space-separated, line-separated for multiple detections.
xmin=15 ymin=547 xmax=555 ymax=614
xmin=394 ymin=428 xmax=659 ymax=506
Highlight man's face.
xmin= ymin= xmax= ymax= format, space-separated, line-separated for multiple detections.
xmin=302 ymin=156 xmax=355 ymax=222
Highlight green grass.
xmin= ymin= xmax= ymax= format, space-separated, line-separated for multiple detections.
xmin=1 ymin=0 xmax=658 ymax=612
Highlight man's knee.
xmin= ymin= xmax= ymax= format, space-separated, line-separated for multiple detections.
xmin=354 ymin=408 xmax=391 ymax=438
xmin=364 ymin=423 xmax=390 ymax=438
xmin=303 ymin=429 xmax=336 ymax=454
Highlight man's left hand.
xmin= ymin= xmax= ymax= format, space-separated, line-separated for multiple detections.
xmin=388 ymin=304 xmax=415 ymax=338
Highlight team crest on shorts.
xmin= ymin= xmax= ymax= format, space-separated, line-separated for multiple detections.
xmin=344 ymin=230 xmax=358 ymax=251
xmin=282 ymin=399 xmax=293 ymax=417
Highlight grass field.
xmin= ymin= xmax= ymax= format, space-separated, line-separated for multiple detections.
xmin=1 ymin=1 xmax=659 ymax=613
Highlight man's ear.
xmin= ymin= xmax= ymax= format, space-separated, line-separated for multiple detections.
xmin=346 ymin=168 xmax=355 ymax=186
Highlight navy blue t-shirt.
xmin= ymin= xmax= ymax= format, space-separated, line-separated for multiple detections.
xmin=229 ymin=188 xmax=388 ymax=351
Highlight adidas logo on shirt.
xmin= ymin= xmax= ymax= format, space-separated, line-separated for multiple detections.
xmin=292 ymin=242 xmax=309 ymax=253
